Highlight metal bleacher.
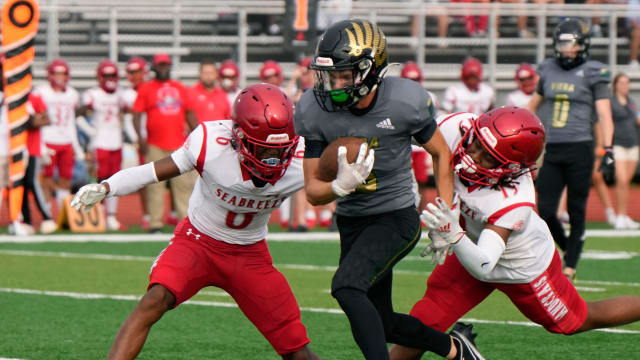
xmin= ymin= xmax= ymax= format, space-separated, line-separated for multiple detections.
xmin=35 ymin=0 xmax=640 ymax=100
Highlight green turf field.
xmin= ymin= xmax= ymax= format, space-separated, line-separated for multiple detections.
xmin=0 ymin=230 xmax=638 ymax=359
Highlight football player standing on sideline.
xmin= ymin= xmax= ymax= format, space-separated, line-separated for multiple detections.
xmin=71 ymin=84 xmax=320 ymax=360
xmin=441 ymin=57 xmax=495 ymax=115
xmin=295 ymin=19 xmax=483 ymax=360
xmin=390 ymin=108 xmax=640 ymax=360
xmin=527 ymin=18 xmax=615 ymax=281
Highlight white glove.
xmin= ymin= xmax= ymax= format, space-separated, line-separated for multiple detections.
xmin=420 ymin=230 xmax=454 ymax=265
xmin=70 ymin=183 xmax=108 ymax=212
xmin=331 ymin=143 xmax=375 ymax=197
xmin=420 ymin=193 xmax=465 ymax=245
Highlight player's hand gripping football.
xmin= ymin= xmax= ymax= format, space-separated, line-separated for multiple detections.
xmin=70 ymin=183 xmax=108 ymax=212
xmin=598 ymin=146 xmax=615 ymax=183
xmin=420 ymin=193 xmax=465 ymax=245
xmin=331 ymin=143 xmax=375 ymax=197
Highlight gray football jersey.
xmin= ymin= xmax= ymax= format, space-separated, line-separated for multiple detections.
xmin=535 ymin=58 xmax=610 ymax=143
xmin=295 ymin=77 xmax=437 ymax=216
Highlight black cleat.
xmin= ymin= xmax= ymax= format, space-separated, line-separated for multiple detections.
xmin=450 ymin=322 xmax=485 ymax=360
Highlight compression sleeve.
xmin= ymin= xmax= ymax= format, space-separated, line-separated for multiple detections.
xmin=104 ymin=162 xmax=159 ymax=197
xmin=452 ymin=229 xmax=506 ymax=280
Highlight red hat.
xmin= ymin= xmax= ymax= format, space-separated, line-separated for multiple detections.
xmin=152 ymin=53 xmax=172 ymax=66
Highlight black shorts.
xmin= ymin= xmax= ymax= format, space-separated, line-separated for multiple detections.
xmin=331 ymin=206 xmax=422 ymax=294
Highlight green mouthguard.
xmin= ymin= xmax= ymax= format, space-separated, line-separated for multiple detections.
xmin=330 ymin=90 xmax=349 ymax=103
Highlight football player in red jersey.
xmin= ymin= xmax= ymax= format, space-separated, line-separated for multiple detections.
xmin=71 ymin=84 xmax=320 ymax=360
xmin=390 ymin=107 xmax=640 ymax=360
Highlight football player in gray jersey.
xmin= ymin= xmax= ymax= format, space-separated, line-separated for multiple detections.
xmin=295 ymin=19 xmax=484 ymax=360
xmin=527 ymin=18 xmax=615 ymax=281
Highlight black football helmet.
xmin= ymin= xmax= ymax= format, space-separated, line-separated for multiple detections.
xmin=310 ymin=19 xmax=389 ymax=112
xmin=553 ymin=18 xmax=591 ymax=70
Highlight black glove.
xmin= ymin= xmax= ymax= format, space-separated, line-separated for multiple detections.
xmin=598 ymin=146 xmax=615 ymax=184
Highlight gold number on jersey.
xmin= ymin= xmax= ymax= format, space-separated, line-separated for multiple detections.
xmin=356 ymin=136 xmax=378 ymax=193
xmin=552 ymin=93 xmax=570 ymax=128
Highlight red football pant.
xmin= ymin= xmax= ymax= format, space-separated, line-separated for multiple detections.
xmin=95 ymin=148 xmax=122 ymax=180
xmin=43 ymin=143 xmax=74 ymax=179
xmin=410 ymin=250 xmax=588 ymax=334
xmin=149 ymin=218 xmax=310 ymax=355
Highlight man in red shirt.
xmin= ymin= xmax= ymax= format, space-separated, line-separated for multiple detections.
xmin=22 ymin=93 xmax=58 ymax=234
xmin=132 ymin=53 xmax=198 ymax=233
xmin=188 ymin=60 xmax=231 ymax=123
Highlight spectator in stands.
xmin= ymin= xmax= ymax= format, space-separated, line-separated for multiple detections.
xmin=610 ymin=72 xmax=640 ymax=228
xmin=410 ymin=0 xmax=449 ymax=48
xmin=132 ymin=53 xmax=198 ymax=233
xmin=34 ymin=59 xmax=85 ymax=211
xmin=452 ymin=0 xmax=490 ymax=37
xmin=219 ymin=60 xmax=241 ymax=106
xmin=441 ymin=57 xmax=495 ymax=114
xmin=21 ymin=93 xmax=58 ymax=234
xmin=122 ymin=57 xmax=151 ymax=230
xmin=504 ymin=63 xmax=538 ymax=107
xmin=627 ymin=0 xmax=640 ymax=68
xmin=260 ymin=60 xmax=284 ymax=88
xmin=495 ymin=0 xmax=535 ymax=38
xmin=76 ymin=60 xmax=129 ymax=231
xmin=188 ymin=59 xmax=231 ymax=124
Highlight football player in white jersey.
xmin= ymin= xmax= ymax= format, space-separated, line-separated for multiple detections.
xmin=441 ymin=58 xmax=495 ymax=115
xmin=219 ymin=59 xmax=242 ymax=106
xmin=34 ymin=59 xmax=83 ymax=209
xmin=121 ymin=57 xmax=151 ymax=229
xmin=504 ymin=63 xmax=538 ymax=108
xmin=71 ymin=84 xmax=320 ymax=360
xmin=76 ymin=60 xmax=128 ymax=231
xmin=390 ymin=107 xmax=640 ymax=360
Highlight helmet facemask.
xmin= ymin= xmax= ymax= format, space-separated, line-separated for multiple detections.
xmin=453 ymin=122 xmax=531 ymax=187
xmin=232 ymin=125 xmax=299 ymax=183
xmin=312 ymin=56 xmax=381 ymax=112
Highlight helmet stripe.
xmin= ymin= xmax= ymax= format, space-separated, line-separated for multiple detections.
xmin=345 ymin=28 xmax=363 ymax=57
xmin=352 ymin=22 xmax=365 ymax=48
xmin=363 ymin=21 xmax=373 ymax=49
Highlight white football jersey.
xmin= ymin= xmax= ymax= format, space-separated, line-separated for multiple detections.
xmin=505 ymin=89 xmax=532 ymax=108
xmin=82 ymin=87 xmax=126 ymax=150
xmin=441 ymin=83 xmax=495 ymax=115
xmin=34 ymin=83 xmax=79 ymax=145
xmin=437 ymin=112 xmax=556 ymax=283
xmin=226 ymin=89 xmax=242 ymax=108
xmin=170 ymin=120 xmax=304 ymax=245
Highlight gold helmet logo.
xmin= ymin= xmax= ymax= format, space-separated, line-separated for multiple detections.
xmin=344 ymin=20 xmax=387 ymax=68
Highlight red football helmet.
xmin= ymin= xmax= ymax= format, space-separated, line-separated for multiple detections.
xmin=400 ymin=61 xmax=423 ymax=83
xmin=219 ymin=60 xmax=239 ymax=91
xmin=97 ymin=60 xmax=119 ymax=93
xmin=126 ymin=57 xmax=148 ymax=88
xmin=453 ymin=106 xmax=545 ymax=186
xmin=515 ymin=63 xmax=538 ymax=95
xmin=47 ymin=59 xmax=70 ymax=90
xmin=232 ymin=83 xmax=299 ymax=182
xmin=259 ymin=60 xmax=283 ymax=86
xmin=461 ymin=57 xmax=483 ymax=91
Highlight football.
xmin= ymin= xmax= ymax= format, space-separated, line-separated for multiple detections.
xmin=317 ymin=137 xmax=368 ymax=182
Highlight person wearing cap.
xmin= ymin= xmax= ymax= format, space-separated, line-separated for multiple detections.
xmin=187 ymin=59 xmax=231 ymax=124
xmin=132 ymin=53 xmax=198 ymax=233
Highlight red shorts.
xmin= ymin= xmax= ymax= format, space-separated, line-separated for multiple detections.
xmin=410 ymin=250 xmax=588 ymax=334
xmin=43 ymin=143 xmax=74 ymax=179
xmin=149 ymin=218 xmax=310 ymax=355
xmin=95 ymin=148 xmax=122 ymax=180
xmin=411 ymin=150 xmax=429 ymax=185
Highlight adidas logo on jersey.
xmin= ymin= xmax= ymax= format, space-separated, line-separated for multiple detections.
xmin=376 ymin=118 xmax=395 ymax=130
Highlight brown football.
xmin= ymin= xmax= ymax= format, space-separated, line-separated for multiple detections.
xmin=317 ymin=137 xmax=368 ymax=182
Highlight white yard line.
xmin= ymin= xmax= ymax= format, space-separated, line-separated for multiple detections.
xmin=1 ymin=287 xmax=638 ymax=335
xmin=2 ymin=228 xmax=640 ymax=243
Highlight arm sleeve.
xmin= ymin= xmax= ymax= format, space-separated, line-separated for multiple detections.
xmin=104 ymin=162 xmax=159 ymax=197
xmin=452 ymin=229 xmax=507 ymax=280
xmin=170 ymin=123 xmax=204 ymax=174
